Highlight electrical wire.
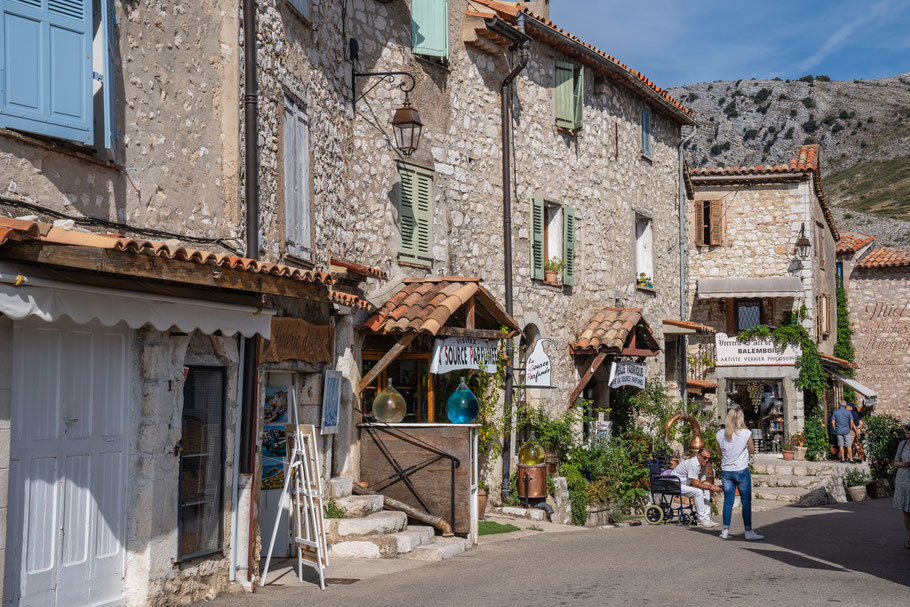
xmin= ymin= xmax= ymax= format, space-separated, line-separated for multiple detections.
xmin=0 ymin=195 xmax=244 ymax=255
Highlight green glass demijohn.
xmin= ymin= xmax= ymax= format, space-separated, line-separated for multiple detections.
xmin=445 ymin=377 xmax=479 ymax=424
xmin=518 ymin=432 xmax=545 ymax=466
xmin=372 ymin=379 xmax=406 ymax=423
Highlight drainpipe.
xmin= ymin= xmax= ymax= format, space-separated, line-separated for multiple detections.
xmin=678 ymin=125 xmax=696 ymax=412
xmin=241 ymin=0 xmax=259 ymax=586
xmin=498 ymin=28 xmax=530 ymax=503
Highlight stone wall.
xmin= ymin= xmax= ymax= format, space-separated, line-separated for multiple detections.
xmin=1 ymin=0 xmax=243 ymax=245
xmin=845 ymin=266 xmax=910 ymax=421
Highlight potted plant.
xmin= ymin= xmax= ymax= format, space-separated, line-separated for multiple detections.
xmin=544 ymin=257 xmax=564 ymax=284
xmin=477 ymin=479 xmax=489 ymax=520
xmin=636 ymin=272 xmax=653 ymax=289
xmin=791 ymin=433 xmax=807 ymax=461
xmin=844 ymin=468 xmax=870 ymax=502
xmin=781 ymin=443 xmax=796 ymax=461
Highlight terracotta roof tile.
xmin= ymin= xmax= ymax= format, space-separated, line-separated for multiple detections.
xmin=329 ymin=290 xmax=372 ymax=310
xmin=329 ymin=257 xmax=388 ymax=280
xmin=857 ymin=247 xmax=910 ymax=269
xmin=361 ymin=277 xmax=521 ymax=337
xmin=818 ymin=353 xmax=857 ymax=369
xmin=836 ymin=233 xmax=875 ymax=254
xmin=571 ymin=307 xmax=659 ymax=354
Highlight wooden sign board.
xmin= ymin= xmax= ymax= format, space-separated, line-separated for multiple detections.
xmin=261 ymin=318 xmax=335 ymax=364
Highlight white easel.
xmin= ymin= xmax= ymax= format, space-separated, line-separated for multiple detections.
xmin=262 ymin=387 xmax=328 ymax=589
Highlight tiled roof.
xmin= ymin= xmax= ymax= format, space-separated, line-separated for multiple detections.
xmin=329 ymin=290 xmax=372 ymax=310
xmin=571 ymin=307 xmax=659 ymax=354
xmin=857 ymin=247 xmax=910 ymax=269
xmin=0 ymin=216 xmax=334 ymax=284
xmin=469 ymin=1 xmax=693 ymax=123
xmin=689 ymin=145 xmax=839 ymax=241
xmin=663 ymin=319 xmax=716 ymax=334
xmin=330 ymin=257 xmax=388 ymax=280
xmin=687 ymin=379 xmax=718 ymax=395
xmin=819 ymin=353 xmax=856 ymax=369
xmin=360 ymin=277 xmax=520 ymax=336
xmin=837 ymin=233 xmax=875 ymax=254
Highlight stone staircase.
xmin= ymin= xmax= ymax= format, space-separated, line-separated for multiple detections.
xmin=324 ymin=477 xmax=471 ymax=562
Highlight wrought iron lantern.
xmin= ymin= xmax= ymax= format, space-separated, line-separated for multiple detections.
xmin=795 ymin=223 xmax=811 ymax=259
xmin=391 ymin=100 xmax=423 ymax=158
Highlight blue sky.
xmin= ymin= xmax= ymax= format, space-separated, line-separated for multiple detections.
xmin=549 ymin=1 xmax=910 ymax=87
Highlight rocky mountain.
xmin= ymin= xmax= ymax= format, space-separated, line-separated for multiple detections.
xmin=669 ymin=74 xmax=910 ymax=246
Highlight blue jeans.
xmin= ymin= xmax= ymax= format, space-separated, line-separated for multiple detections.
xmin=722 ymin=469 xmax=753 ymax=530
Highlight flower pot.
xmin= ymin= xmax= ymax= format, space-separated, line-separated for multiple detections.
xmin=544 ymin=270 xmax=558 ymax=283
xmin=781 ymin=450 xmax=796 ymax=461
xmin=847 ymin=485 xmax=867 ymax=502
xmin=795 ymin=446 xmax=807 ymax=461
xmin=477 ymin=488 xmax=488 ymax=520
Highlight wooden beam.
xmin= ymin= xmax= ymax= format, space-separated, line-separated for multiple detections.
xmin=465 ymin=296 xmax=475 ymax=329
xmin=621 ymin=348 xmax=661 ymax=357
xmin=568 ymin=351 xmax=608 ymax=406
xmin=1 ymin=242 xmax=327 ymax=301
xmin=436 ymin=327 xmax=505 ymax=340
xmin=358 ymin=333 xmax=417 ymax=393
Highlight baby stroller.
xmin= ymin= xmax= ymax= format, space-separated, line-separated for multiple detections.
xmin=644 ymin=459 xmax=698 ymax=526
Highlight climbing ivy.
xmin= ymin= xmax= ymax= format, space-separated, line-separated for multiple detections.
xmin=833 ymin=285 xmax=857 ymax=401
xmin=737 ymin=305 xmax=827 ymax=396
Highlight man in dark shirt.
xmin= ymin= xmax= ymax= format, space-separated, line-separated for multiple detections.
xmin=831 ymin=401 xmax=857 ymax=463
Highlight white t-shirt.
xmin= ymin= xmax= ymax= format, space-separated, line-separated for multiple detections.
xmin=716 ymin=428 xmax=751 ymax=472
xmin=671 ymin=456 xmax=705 ymax=486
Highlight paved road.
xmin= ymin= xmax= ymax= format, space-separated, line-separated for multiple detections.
xmin=207 ymin=498 xmax=908 ymax=606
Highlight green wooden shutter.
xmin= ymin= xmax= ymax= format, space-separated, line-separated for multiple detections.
xmin=555 ymin=61 xmax=574 ymax=129
xmin=397 ymin=163 xmax=433 ymax=266
xmin=414 ymin=170 xmax=433 ymax=263
xmin=531 ymin=196 xmax=545 ymax=280
xmin=573 ymin=65 xmax=584 ymax=130
xmin=563 ymin=205 xmax=576 ymax=286
xmin=398 ymin=164 xmax=417 ymax=260
xmin=412 ymin=0 xmax=448 ymax=58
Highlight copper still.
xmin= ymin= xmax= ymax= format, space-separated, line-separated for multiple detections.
xmin=665 ymin=414 xmax=714 ymax=482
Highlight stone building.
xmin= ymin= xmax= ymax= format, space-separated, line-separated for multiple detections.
xmin=837 ymin=234 xmax=909 ymax=421
xmin=685 ymin=145 xmax=840 ymax=446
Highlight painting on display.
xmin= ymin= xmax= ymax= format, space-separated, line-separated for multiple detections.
xmin=261 ymin=463 xmax=285 ymax=490
xmin=261 ymin=425 xmax=288 ymax=490
xmin=321 ymin=370 xmax=343 ymax=435
xmin=264 ymin=386 xmax=289 ymax=424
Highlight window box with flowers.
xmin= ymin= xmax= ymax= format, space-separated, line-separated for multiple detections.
xmin=636 ymin=273 xmax=653 ymax=290
xmin=544 ymin=257 xmax=565 ymax=285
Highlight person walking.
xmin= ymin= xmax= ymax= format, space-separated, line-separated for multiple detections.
xmin=894 ymin=420 xmax=910 ymax=549
xmin=831 ymin=401 xmax=856 ymax=462
xmin=716 ymin=407 xmax=763 ymax=540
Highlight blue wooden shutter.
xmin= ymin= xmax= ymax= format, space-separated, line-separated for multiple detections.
xmin=572 ymin=65 xmax=584 ymax=130
xmin=284 ymin=99 xmax=311 ymax=259
xmin=641 ymin=106 xmax=652 ymax=156
xmin=0 ymin=0 xmax=94 ymax=144
xmin=531 ymin=196 xmax=545 ymax=280
xmin=412 ymin=0 xmax=447 ymax=58
xmin=555 ymin=61 xmax=574 ymax=129
xmin=563 ymin=205 xmax=576 ymax=286
xmin=289 ymin=0 xmax=310 ymax=21
xmin=101 ymin=0 xmax=116 ymax=155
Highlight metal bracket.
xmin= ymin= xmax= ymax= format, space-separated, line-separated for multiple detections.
xmin=350 ymin=38 xmax=416 ymax=107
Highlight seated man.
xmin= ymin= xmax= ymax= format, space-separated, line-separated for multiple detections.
xmin=671 ymin=448 xmax=722 ymax=528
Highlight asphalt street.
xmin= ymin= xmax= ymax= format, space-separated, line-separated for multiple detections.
xmin=204 ymin=498 xmax=909 ymax=607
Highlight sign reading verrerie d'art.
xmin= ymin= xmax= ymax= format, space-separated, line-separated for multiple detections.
xmin=430 ymin=337 xmax=498 ymax=374
xmin=608 ymin=361 xmax=646 ymax=389
xmin=260 ymin=317 xmax=335 ymax=364
xmin=715 ymin=333 xmax=800 ymax=366
xmin=524 ymin=339 xmax=553 ymax=388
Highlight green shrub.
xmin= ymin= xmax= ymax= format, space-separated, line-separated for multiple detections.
xmin=799 ymin=74 xmax=814 ymax=83
xmin=801 ymin=97 xmax=816 ymax=109
xmin=723 ymin=102 xmax=739 ymax=118
xmin=863 ymin=414 xmax=905 ymax=478
xmin=815 ymin=75 xmax=831 ymax=82
xmin=783 ymin=127 xmax=794 ymax=139
xmin=743 ymin=129 xmax=759 ymax=141
xmin=844 ymin=468 xmax=870 ymax=487
xmin=325 ymin=500 xmax=347 ymax=519
xmin=803 ymin=414 xmax=829 ymax=461
xmin=802 ymin=117 xmax=818 ymax=133
xmin=753 ymin=88 xmax=772 ymax=102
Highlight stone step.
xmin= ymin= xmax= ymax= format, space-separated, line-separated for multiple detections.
xmin=335 ymin=494 xmax=384 ymax=518
xmin=327 ymin=524 xmax=437 ymax=559
xmin=388 ymin=525 xmax=435 ymax=554
xmin=716 ymin=497 xmax=793 ymax=513
xmin=327 ymin=540 xmax=382 ymax=559
xmin=328 ymin=476 xmax=353 ymax=499
xmin=752 ymin=485 xmax=828 ymax=506
xmin=401 ymin=537 xmax=470 ymax=562
xmin=751 ymin=463 xmax=835 ymax=477
xmin=751 ymin=474 xmax=825 ymax=489
xmin=325 ymin=511 xmax=407 ymax=544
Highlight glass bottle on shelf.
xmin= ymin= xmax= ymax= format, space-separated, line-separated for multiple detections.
xmin=518 ymin=432 xmax=545 ymax=466
xmin=445 ymin=376 xmax=479 ymax=424
xmin=372 ymin=379 xmax=407 ymax=423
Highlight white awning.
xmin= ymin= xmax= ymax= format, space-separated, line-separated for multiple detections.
xmin=698 ymin=276 xmax=803 ymax=299
xmin=0 ymin=263 xmax=274 ymax=338
xmin=826 ymin=369 xmax=878 ymax=407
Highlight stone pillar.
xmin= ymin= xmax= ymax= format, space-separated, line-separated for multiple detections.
xmin=782 ymin=378 xmax=801 ymax=440
xmin=332 ymin=311 xmax=356 ymax=478
xmin=716 ymin=377 xmax=727 ymax=418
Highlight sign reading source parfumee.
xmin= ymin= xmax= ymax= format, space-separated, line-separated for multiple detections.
xmin=608 ymin=361 xmax=646 ymax=389
xmin=260 ymin=317 xmax=335 ymax=364
xmin=525 ymin=339 xmax=553 ymax=388
xmin=715 ymin=333 xmax=799 ymax=366
xmin=430 ymin=337 xmax=498 ymax=374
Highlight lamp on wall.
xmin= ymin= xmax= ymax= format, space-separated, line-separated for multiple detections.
xmin=350 ymin=38 xmax=423 ymax=157
xmin=795 ymin=223 xmax=811 ymax=259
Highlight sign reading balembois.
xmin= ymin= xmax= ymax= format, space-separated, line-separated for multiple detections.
xmin=715 ymin=332 xmax=799 ymax=366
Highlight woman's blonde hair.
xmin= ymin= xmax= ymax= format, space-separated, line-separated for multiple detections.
xmin=725 ymin=407 xmax=747 ymax=442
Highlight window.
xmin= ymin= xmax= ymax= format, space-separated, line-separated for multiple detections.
xmin=288 ymin=0 xmax=310 ymax=21
xmin=0 ymin=0 xmax=116 ymax=154
xmin=635 ymin=214 xmax=653 ymax=286
xmin=397 ymin=162 xmax=433 ymax=266
xmin=362 ymin=354 xmax=436 ymax=422
xmin=817 ymin=293 xmax=831 ymax=338
xmin=836 ymin=261 xmax=844 ymax=288
xmin=555 ymin=61 xmax=583 ymax=131
xmin=530 ymin=196 xmax=575 ymax=286
xmin=694 ymin=200 xmax=723 ymax=245
xmin=816 ymin=222 xmax=825 ymax=269
xmin=411 ymin=0 xmax=447 ymax=59
xmin=179 ymin=367 xmax=226 ymax=560
xmin=283 ymin=97 xmax=312 ymax=260
xmin=640 ymin=105 xmax=652 ymax=157
xmin=736 ymin=300 xmax=763 ymax=332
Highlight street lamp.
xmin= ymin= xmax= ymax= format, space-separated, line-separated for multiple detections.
xmin=795 ymin=223 xmax=811 ymax=260
xmin=350 ymin=38 xmax=423 ymax=158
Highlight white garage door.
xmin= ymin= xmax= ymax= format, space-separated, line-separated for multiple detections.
xmin=3 ymin=319 xmax=128 ymax=607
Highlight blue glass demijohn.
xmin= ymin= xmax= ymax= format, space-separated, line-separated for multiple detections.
xmin=446 ymin=377 xmax=479 ymax=424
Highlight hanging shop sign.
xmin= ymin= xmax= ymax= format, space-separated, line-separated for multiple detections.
xmin=321 ymin=370 xmax=343 ymax=435
xmin=430 ymin=337 xmax=498 ymax=374
xmin=715 ymin=333 xmax=799 ymax=367
xmin=609 ymin=361 xmax=646 ymax=389
xmin=525 ymin=338 xmax=553 ymax=389
xmin=260 ymin=317 xmax=335 ymax=364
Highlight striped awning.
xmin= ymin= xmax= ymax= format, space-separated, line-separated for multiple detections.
xmin=697 ymin=276 xmax=802 ymax=299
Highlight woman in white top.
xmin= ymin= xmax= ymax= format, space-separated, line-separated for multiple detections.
xmin=715 ymin=407 xmax=763 ymax=540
